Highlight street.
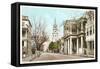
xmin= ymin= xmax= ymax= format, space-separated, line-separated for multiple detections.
xmin=22 ymin=52 xmax=94 ymax=62
xmin=32 ymin=52 xmax=91 ymax=61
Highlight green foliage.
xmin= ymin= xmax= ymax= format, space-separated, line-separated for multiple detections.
xmin=49 ymin=42 xmax=59 ymax=50
xmin=53 ymin=42 xmax=59 ymax=49
xmin=49 ymin=42 xmax=54 ymax=50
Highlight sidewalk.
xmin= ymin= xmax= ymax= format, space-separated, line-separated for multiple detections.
xmin=80 ymin=55 xmax=94 ymax=58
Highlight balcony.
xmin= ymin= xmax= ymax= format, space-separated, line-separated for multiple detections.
xmin=22 ymin=36 xmax=27 ymax=40
xmin=22 ymin=24 xmax=28 ymax=29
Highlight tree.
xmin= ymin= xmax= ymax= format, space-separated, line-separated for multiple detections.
xmin=33 ymin=17 xmax=48 ymax=51
xmin=49 ymin=42 xmax=59 ymax=53
xmin=49 ymin=42 xmax=54 ymax=50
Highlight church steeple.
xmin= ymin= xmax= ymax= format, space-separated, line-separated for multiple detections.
xmin=52 ymin=19 xmax=58 ymax=42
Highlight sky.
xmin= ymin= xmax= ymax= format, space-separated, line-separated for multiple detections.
xmin=20 ymin=5 xmax=87 ymax=41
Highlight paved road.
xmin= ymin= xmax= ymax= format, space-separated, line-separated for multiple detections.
xmin=33 ymin=52 xmax=86 ymax=61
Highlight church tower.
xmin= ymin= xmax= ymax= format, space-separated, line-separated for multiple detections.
xmin=52 ymin=19 xmax=58 ymax=42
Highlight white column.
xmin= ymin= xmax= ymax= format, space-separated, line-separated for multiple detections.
xmin=68 ymin=39 xmax=69 ymax=55
xmin=87 ymin=42 xmax=90 ymax=55
xmin=64 ymin=39 xmax=68 ymax=54
xmin=70 ymin=37 xmax=72 ymax=55
xmin=77 ymin=38 xmax=79 ymax=55
xmin=66 ymin=40 xmax=68 ymax=54
xmin=64 ymin=40 xmax=66 ymax=54
xmin=81 ymin=35 xmax=84 ymax=55
xmin=65 ymin=40 xmax=67 ymax=54
xmin=81 ymin=23 xmax=83 ymax=33
xmin=26 ymin=30 xmax=28 ymax=56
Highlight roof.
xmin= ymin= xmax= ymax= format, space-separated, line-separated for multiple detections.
xmin=22 ymin=16 xmax=32 ymax=27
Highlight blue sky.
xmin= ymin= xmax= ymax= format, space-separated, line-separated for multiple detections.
xmin=21 ymin=6 xmax=87 ymax=41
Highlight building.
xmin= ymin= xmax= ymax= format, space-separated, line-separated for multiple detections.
xmin=85 ymin=11 xmax=95 ymax=56
xmin=42 ymin=41 xmax=50 ymax=52
xmin=52 ymin=19 xmax=58 ymax=42
xmin=22 ymin=16 xmax=33 ymax=58
xmin=63 ymin=18 xmax=86 ymax=55
xmin=59 ymin=37 xmax=64 ymax=54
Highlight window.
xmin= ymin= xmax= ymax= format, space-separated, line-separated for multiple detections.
xmin=72 ymin=25 xmax=77 ymax=34
xmin=22 ymin=41 xmax=24 ymax=46
xmin=90 ymin=27 xmax=92 ymax=35
xmin=87 ymin=31 xmax=88 ymax=36
xmin=67 ymin=27 xmax=68 ymax=30
xmin=22 ymin=30 xmax=26 ymax=37
xmin=86 ymin=28 xmax=89 ymax=36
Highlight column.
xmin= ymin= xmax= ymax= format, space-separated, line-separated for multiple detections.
xmin=81 ymin=35 xmax=84 ymax=55
xmin=64 ymin=40 xmax=66 ymax=54
xmin=81 ymin=23 xmax=83 ymax=32
xmin=65 ymin=40 xmax=68 ymax=54
xmin=87 ymin=41 xmax=90 ymax=56
xmin=66 ymin=40 xmax=68 ymax=54
xmin=70 ymin=37 xmax=72 ymax=55
xmin=68 ymin=39 xmax=69 ymax=55
xmin=77 ymin=38 xmax=79 ymax=55
xmin=64 ymin=39 xmax=68 ymax=54
xmin=26 ymin=30 xmax=28 ymax=56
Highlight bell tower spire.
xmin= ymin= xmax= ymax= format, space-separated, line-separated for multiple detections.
xmin=52 ymin=19 xmax=58 ymax=42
